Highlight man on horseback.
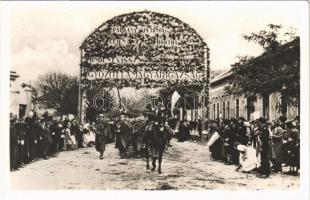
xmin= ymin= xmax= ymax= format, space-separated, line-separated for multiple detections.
xmin=143 ymin=102 xmax=173 ymax=174
xmin=143 ymin=104 xmax=156 ymax=133
xmin=143 ymin=102 xmax=172 ymax=148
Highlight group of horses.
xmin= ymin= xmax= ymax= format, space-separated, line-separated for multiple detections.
xmin=111 ymin=118 xmax=170 ymax=174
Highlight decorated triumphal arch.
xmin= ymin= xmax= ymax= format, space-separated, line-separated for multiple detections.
xmin=78 ymin=10 xmax=210 ymax=122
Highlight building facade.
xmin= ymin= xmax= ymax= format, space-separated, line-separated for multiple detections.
xmin=208 ymin=70 xmax=298 ymax=121
xmin=10 ymin=71 xmax=33 ymax=119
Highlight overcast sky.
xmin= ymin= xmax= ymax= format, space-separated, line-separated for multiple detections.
xmin=9 ymin=1 xmax=305 ymax=83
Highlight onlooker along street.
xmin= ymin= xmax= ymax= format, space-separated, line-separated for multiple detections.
xmin=11 ymin=139 xmax=299 ymax=190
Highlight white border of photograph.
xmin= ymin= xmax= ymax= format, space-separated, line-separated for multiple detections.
xmin=0 ymin=1 xmax=309 ymax=200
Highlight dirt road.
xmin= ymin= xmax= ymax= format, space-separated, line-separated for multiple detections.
xmin=10 ymin=139 xmax=299 ymax=190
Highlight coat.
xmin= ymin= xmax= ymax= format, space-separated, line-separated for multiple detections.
xmin=271 ymin=126 xmax=284 ymax=165
xmin=115 ymin=122 xmax=129 ymax=150
xmin=95 ymin=122 xmax=110 ymax=152
xmin=10 ymin=123 xmax=19 ymax=170
xmin=64 ymin=128 xmax=76 ymax=146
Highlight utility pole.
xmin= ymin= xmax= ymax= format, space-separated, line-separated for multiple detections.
xmin=78 ymin=48 xmax=83 ymax=122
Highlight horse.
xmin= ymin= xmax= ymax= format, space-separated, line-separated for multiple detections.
xmin=130 ymin=119 xmax=145 ymax=158
xmin=145 ymin=121 xmax=169 ymax=174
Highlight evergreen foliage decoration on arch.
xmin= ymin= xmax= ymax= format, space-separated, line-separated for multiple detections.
xmin=80 ymin=10 xmax=208 ymax=90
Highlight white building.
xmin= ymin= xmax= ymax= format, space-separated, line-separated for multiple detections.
xmin=10 ymin=71 xmax=33 ymax=119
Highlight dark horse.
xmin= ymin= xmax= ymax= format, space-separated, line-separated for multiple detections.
xmin=115 ymin=119 xmax=145 ymax=158
xmin=145 ymin=122 xmax=169 ymax=174
xmin=130 ymin=120 xmax=145 ymax=158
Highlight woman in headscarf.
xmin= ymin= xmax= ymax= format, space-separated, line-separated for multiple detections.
xmin=270 ymin=120 xmax=284 ymax=172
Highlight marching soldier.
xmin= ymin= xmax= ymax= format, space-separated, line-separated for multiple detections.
xmin=95 ymin=114 xmax=110 ymax=159
xmin=115 ymin=113 xmax=130 ymax=158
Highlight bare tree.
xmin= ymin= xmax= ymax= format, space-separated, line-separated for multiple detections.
xmin=34 ymin=71 xmax=79 ymax=116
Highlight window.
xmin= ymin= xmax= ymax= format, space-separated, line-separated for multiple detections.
xmin=213 ymin=104 xmax=216 ymax=120
xmin=227 ymin=101 xmax=230 ymax=119
xmin=236 ymin=99 xmax=239 ymax=117
xmin=217 ymin=103 xmax=219 ymax=119
xmin=223 ymin=101 xmax=225 ymax=119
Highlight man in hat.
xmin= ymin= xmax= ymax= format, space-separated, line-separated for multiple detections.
xmin=283 ymin=121 xmax=300 ymax=173
xmin=15 ymin=118 xmax=26 ymax=166
xmin=279 ymin=116 xmax=287 ymax=130
xmin=24 ymin=112 xmax=36 ymax=162
xmin=50 ymin=119 xmax=60 ymax=156
xmin=154 ymin=102 xmax=166 ymax=125
xmin=257 ymin=117 xmax=270 ymax=178
xmin=222 ymin=119 xmax=233 ymax=165
xmin=10 ymin=115 xmax=19 ymax=170
xmin=143 ymin=104 xmax=156 ymax=138
xmin=115 ymin=113 xmax=130 ymax=158
xmin=236 ymin=117 xmax=248 ymax=145
xmin=95 ymin=114 xmax=110 ymax=159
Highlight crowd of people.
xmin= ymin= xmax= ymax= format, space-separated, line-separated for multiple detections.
xmin=205 ymin=116 xmax=300 ymax=178
xmin=9 ymin=112 xmax=102 ymax=171
xmin=10 ymin=107 xmax=300 ymax=179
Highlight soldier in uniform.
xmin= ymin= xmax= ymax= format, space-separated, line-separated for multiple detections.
xmin=154 ymin=102 xmax=166 ymax=125
xmin=154 ymin=102 xmax=173 ymax=146
xmin=95 ymin=114 xmax=110 ymax=159
xmin=115 ymin=113 xmax=130 ymax=158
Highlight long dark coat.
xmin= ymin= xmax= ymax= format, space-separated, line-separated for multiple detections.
xmin=10 ymin=123 xmax=19 ymax=170
xmin=95 ymin=122 xmax=110 ymax=153
xmin=115 ymin=121 xmax=130 ymax=156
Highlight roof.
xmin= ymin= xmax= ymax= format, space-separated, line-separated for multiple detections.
xmin=10 ymin=71 xmax=20 ymax=81
xmin=209 ymin=37 xmax=299 ymax=86
xmin=210 ymin=69 xmax=232 ymax=84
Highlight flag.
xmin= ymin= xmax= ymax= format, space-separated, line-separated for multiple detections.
xmin=207 ymin=131 xmax=220 ymax=147
xmin=171 ymin=91 xmax=181 ymax=116
xmin=119 ymin=99 xmax=127 ymax=113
